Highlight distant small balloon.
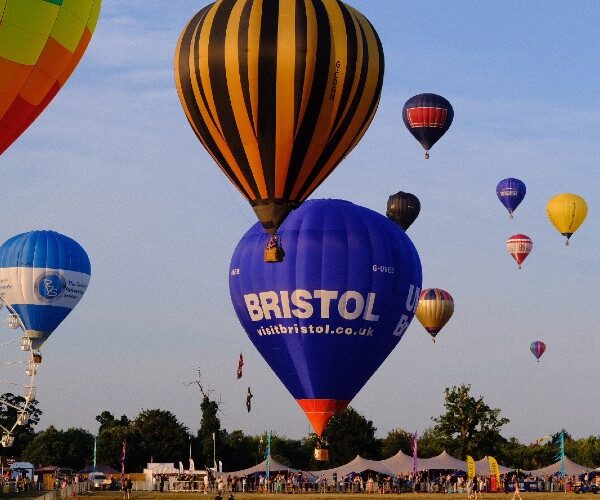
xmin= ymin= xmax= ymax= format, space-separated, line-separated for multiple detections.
xmin=547 ymin=193 xmax=588 ymax=245
xmin=386 ymin=192 xmax=421 ymax=230
xmin=530 ymin=341 xmax=546 ymax=362
xmin=415 ymin=288 xmax=454 ymax=342
xmin=403 ymin=93 xmax=453 ymax=159
xmin=496 ymin=178 xmax=526 ymax=218
xmin=506 ymin=234 xmax=532 ymax=269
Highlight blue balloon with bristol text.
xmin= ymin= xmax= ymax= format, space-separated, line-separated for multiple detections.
xmin=229 ymin=199 xmax=422 ymax=436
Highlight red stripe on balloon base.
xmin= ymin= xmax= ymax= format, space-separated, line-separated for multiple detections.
xmin=297 ymin=399 xmax=350 ymax=437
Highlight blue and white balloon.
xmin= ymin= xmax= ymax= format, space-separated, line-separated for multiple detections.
xmin=0 ymin=230 xmax=91 ymax=349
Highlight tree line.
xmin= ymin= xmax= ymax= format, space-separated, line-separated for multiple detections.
xmin=3 ymin=384 xmax=600 ymax=473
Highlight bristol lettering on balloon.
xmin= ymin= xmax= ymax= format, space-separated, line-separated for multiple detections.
xmin=244 ymin=289 xmax=379 ymax=322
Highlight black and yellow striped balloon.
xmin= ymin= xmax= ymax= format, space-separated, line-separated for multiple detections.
xmin=175 ymin=0 xmax=384 ymax=234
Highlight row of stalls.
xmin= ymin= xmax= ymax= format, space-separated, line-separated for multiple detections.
xmin=212 ymin=450 xmax=597 ymax=490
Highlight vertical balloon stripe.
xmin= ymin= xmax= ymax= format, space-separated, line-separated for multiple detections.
xmin=236 ymin=0 xmax=255 ymax=135
xmin=295 ymin=0 xmax=316 ymax=137
xmin=246 ymin=0 xmax=262 ymax=133
xmin=224 ymin=0 xmax=266 ymax=196
xmin=255 ymin=0 xmax=278 ymax=198
xmin=274 ymin=2 xmax=296 ymax=198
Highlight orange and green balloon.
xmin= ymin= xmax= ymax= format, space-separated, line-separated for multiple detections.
xmin=0 ymin=0 xmax=101 ymax=155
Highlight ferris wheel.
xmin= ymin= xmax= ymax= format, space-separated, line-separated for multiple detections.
xmin=0 ymin=305 xmax=40 ymax=448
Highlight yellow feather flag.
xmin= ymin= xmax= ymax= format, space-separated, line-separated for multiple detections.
xmin=488 ymin=456 xmax=500 ymax=483
xmin=467 ymin=455 xmax=476 ymax=479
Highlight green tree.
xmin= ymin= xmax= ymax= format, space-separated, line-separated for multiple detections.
xmin=198 ymin=395 xmax=221 ymax=468
xmin=381 ymin=428 xmax=414 ymax=459
xmin=59 ymin=428 xmax=94 ymax=469
xmin=96 ymin=411 xmax=129 ymax=433
xmin=416 ymin=427 xmax=444 ymax=458
xmin=135 ymin=409 xmax=190 ymax=464
xmin=322 ymin=407 xmax=379 ymax=467
xmin=432 ymin=384 xmax=509 ymax=459
xmin=22 ymin=426 xmax=63 ymax=465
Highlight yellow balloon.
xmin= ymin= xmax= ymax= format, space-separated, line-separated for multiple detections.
xmin=547 ymin=193 xmax=588 ymax=245
xmin=415 ymin=288 xmax=454 ymax=343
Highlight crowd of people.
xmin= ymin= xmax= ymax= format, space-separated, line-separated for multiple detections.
xmin=157 ymin=469 xmax=600 ymax=495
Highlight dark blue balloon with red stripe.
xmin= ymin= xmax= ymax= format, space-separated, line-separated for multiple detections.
xmin=403 ymin=93 xmax=453 ymax=158
xmin=496 ymin=178 xmax=526 ymax=218
xmin=229 ymin=199 xmax=422 ymax=435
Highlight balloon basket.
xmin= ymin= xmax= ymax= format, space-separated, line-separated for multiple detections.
xmin=565 ymin=239 xmax=569 ymax=246
xmin=264 ymin=235 xmax=285 ymax=263
xmin=264 ymin=246 xmax=284 ymax=263
xmin=424 ymin=151 xmax=430 ymax=159
xmin=314 ymin=446 xmax=329 ymax=462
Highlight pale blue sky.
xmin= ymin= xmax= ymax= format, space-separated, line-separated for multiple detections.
xmin=1 ymin=1 xmax=599 ymax=447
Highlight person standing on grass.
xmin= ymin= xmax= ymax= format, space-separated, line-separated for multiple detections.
xmin=512 ymin=475 xmax=522 ymax=500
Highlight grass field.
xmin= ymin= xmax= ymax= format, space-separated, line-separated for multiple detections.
xmin=77 ymin=493 xmax=591 ymax=500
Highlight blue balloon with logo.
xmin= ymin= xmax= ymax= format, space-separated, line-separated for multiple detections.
xmin=0 ymin=230 xmax=91 ymax=350
xmin=229 ymin=199 xmax=422 ymax=436
xmin=496 ymin=178 xmax=526 ymax=218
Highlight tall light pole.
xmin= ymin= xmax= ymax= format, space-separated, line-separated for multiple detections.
xmin=212 ymin=432 xmax=216 ymax=470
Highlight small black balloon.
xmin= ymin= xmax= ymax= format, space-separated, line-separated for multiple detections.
xmin=386 ymin=192 xmax=421 ymax=230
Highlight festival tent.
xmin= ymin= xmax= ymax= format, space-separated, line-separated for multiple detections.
xmin=309 ymin=455 xmax=396 ymax=480
xmin=475 ymin=456 xmax=514 ymax=474
xmin=529 ymin=457 xmax=592 ymax=476
xmin=216 ymin=459 xmax=302 ymax=477
xmin=418 ymin=451 xmax=468 ymax=471
xmin=382 ymin=450 xmax=416 ymax=474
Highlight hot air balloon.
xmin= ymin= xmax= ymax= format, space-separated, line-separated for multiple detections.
xmin=507 ymin=234 xmax=532 ymax=269
xmin=530 ymin=341 xmax=546 ymax=362
xmin=0 ymin=1 xmax=101 ymax=156
xmin=547 ymin=193 xmax=588 ymax=245
xmin=496 ymin=178 xmax=526 ymax=218
xmin=0 ymin=231 xmax=91 ymax=351
xmin=403 ymin=93 xmax=453 ymax=159
xmin=175 ymin=1 xmax=384 ymax=261
xmin=386 ymin=191 xmax=421 ymax=231
xmin=229 ymin=199 xmax=422 ymax=437
xmin=415 ymin=288 xmax=454 ymax=342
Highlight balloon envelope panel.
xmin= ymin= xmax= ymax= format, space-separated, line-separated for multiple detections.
xmin=230 ymin=199 xmax=422 ymax=405
xmin=0 ymin=0 xmax=102 ymax=155
xmin=0 ymin=230 xmax=91 ymax=341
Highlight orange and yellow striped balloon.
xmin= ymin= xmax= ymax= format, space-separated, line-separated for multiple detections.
xmin=175 ymin=0 xmax=384 ymax=234
xmin=0 ymin=0 xmax=101 ymax=155
xmin=415 ymin=288 xmax=454 ymax=342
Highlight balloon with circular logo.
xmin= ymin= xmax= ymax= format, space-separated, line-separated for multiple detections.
xmin=229 ymin=199 xmax=422 ymax=436
xmin=402 ymin=93 xmax=453 ymax=159
xmin=496 ymin=178 xmax=526 ymax=218
xmin=546 ymin=193 xmax=588 ymax=246
xmin=0 ymin=231 xmax=91 ymax=350
xmin=175 ymin=0 xmax=384 ymax=260
xmin=530 ymin=340 xmax=546 ymax=362
xmin=386 ymin=191 xmax=421 ymax=231
xmin=415 ymin=288 xmax=454 ymax=342
xmin=0 ymin=0 xmax=102 ymax=155
xmin=507 ymin=234 xmax=532 ymax=269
